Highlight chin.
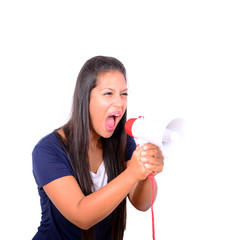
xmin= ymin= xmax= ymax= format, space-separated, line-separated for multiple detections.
xmin=102 ymin=131 xmax=114 ymax=139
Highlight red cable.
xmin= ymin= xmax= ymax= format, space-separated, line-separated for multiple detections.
xmin=148 ymin=173 xmax=155 ymax=240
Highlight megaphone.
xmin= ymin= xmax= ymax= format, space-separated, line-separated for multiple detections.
xmin=125 ymin=116 xmax=186 ymax=157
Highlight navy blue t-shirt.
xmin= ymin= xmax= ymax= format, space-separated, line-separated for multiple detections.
xmin=32 ymin=132 xmax=136 ymax=240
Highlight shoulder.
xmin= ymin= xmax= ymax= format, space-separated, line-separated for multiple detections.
xmin=32 ymin=131 xmax=67 ymax=159
xmin=33 ymin=132 xmax=60 ymax=151
xmin=33 ymin=133 xmax=55 ymax=163
xmin=32 ymin=132 xmax=73 ymax=188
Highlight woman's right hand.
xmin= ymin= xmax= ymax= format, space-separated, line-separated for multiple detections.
xmin=126 ymin=145 xmax=153 ymax=181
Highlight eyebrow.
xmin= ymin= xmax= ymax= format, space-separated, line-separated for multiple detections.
xmin=101 ymin=88 xmax=128 ymax=93
xmin=121 ymin=88 xmax=128 ymax=93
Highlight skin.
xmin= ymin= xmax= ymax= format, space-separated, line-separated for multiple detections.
xmin=43 ymin=70 xmax=164 ymax=230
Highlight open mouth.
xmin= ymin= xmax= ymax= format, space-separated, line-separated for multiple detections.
xmin=105 ymin=111 xmax=122 ymax=131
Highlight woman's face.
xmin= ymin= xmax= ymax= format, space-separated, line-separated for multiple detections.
xmin=89 ymin=70 xmax=128 ymax=139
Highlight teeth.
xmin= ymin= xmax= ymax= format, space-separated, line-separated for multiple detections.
xmin=114 ymin=114 xmax=120 ymax=117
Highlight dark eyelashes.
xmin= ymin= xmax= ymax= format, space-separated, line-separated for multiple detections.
xmin=103 ymin=92 xmax=128 ymax=96
xmin=103 ymin=92 xmax=113 ymax=96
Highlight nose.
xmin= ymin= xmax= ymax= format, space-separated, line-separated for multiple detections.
xmin=113 ymin=94 xmax=126 ymax=108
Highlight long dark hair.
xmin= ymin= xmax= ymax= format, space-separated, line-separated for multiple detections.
xmin=61 ymin=56 xmax=127 ymax=240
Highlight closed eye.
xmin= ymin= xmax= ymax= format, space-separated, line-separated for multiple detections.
xmin=103 ymin=92 xmax=113 ymax=96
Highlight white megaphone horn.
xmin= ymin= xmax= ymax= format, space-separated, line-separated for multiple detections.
xmin=125 ymin=116 xmax=186 ymax=157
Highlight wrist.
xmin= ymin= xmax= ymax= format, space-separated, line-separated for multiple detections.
xmin=123 ymin=166 xmax=140 ymax=185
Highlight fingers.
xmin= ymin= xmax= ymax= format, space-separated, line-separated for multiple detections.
xmin=128 ymin=147 xmax=154 ymax=181
xmin=142 ymin=160 xmax=164 ymax=175
xmin=141 ymin=144 xmax=163 ymax=158
xmin=128 ymin=144 xmax=164 ymax=181
xmin=141 ymin=157 xmax=164 ymax=174
xmin=140 ymin=144 xmax=164 ymax=175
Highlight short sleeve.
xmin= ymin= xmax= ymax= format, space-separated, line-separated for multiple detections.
xmin=32 ymin=133 xmax=74 ymax=189
xmin=125 ymin=135 xmax=136 ymax=161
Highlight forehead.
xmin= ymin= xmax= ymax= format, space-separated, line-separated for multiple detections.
xmin=96 ymin=70 xmax=126 ymax=88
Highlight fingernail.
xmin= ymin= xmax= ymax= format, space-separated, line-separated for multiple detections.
xmin=143 ymin=145 xmax=148 ymax=150
xmin=141 ymin=157 xmax=147 ymax=162
xmin=141 ymin=151 xmax=146 ymax=156
xmin=145 ymin=163 xmax=150 ymax=168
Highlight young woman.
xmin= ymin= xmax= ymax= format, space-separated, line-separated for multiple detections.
xmin=32 ymin=56 xmax=164 ymax=240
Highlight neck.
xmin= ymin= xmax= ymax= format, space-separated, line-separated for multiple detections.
xmin=89 ymin=130 xmax=103 ymax=173
xmin=89 ymin=130 xmax=102 ymax=151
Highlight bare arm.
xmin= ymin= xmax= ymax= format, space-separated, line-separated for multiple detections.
xmin=128 ymin=177 xmax=158 ymax=211
xmin=43 ymin=146 xmax=152 ymax=230
xmin=128 ymin=144 xmax=164 ymax=211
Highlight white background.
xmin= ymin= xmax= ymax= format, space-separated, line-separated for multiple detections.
xmin=0 ymin=0 xmax=239 ymax=239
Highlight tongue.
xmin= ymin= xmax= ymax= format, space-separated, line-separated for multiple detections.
xmin=106 ymin=116 xmax=115 ymax=129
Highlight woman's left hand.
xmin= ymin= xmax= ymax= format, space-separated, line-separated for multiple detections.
xmin=139 ymin=144 xmax=164 ymax=176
